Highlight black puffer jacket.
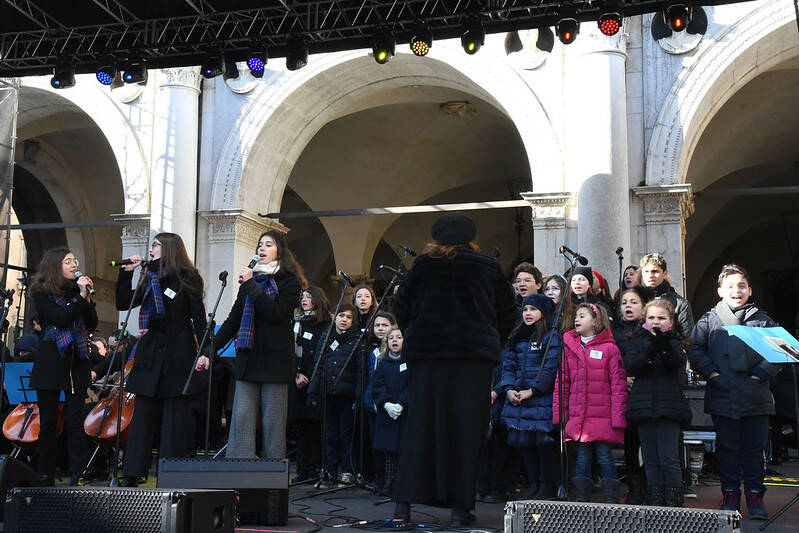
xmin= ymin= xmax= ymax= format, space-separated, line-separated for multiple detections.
xmin=392 ymin=248 xmax=517 ymax=364
xmin=639 ymin=282 xmax=694 ymax=336
xmin=308 ymin=328 xmax=362 ymax=398
xmin=612 ymin=319 xmax=638 ymax=358
xmin=288 ymin=315 xmax=330 ymax=420
xmin=688 ymin=301 xmax=778 ymax=419
xmin=30 ymin=282 xmax=98 ymax=392
xmin=624 ymin=328 xmax=691 ymax=424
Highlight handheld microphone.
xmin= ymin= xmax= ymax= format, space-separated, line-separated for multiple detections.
xmin=339 ymin=270 xmax=355 ymax=287
xmin=109 ymin=258 xmax=148 ymax=267
xmin=239 ymin=255 xmax=259 ymax=284
xmin=559 ymin=245 xmax=589 ymax=265
xmin=75 ymin=271 xmax=95 ymax=295
xmin=615 ymin=247 xmax=624 ymax=258
xmin=399 ymin=245 xmax=417 ymax=257
xmin=379 ymin=265 xmax=404 ymax=276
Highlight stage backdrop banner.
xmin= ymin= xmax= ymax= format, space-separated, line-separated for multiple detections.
xmin=0 ymin=79 xmax=19 ymax=287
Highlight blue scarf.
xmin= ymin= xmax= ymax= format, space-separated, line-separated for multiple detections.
xmin=48 ymin=294 xmax=89 ymax=360
xmin=237 ymin=274 xmax=278 ymax=350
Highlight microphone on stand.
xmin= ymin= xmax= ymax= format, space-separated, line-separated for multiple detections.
xmin=74 ymin=271 xmax=95 ymax=295
xmin=559 ymin=245 xmax=589 ymax=265
xmin=615 ymin=247 xmax=624 ymax=258
xmin=379 ymin=265 xmax=405 ymax=276
xmin=339 ymin=271 xmax=355 ymax=287
xmin=239 ymin=255 xmax=259 ymax=284
xmin=399 ymin=245 xmax=417 ymax=257
xmin=219 ymin=271 xmax=229 ymax=283
xmin=109 ymin=258 xmax=149 ymax=267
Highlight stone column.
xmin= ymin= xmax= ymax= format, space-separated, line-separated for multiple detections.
xmin=565 ymin=30 xmax=632 ymax=280
xmin=632 ymin=184 xmax=694 ymax=294
xmin=149 ymin=67 xmax=202 ymax=258
xmin=198 ymin=209 xmax=289 ymax=318
xmin=521 ymin=191 xmax=573 ymax=276
xmin=110 ymin=213 xmax=151 ymax=333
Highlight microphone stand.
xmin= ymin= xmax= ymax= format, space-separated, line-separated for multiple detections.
xmin=540 ymin=248 xmax=580 ymax=500
xmin=0 ymin=289 xmax=14 ymax=419
xmin=616 ymin=248 xmax=624 ymax=298
xmin=182 ymin=270 xmax=228 ymax=454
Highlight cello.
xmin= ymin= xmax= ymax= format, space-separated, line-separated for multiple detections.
xmin=3 ymin=402 xmax=64 ymax=453
xmin=83 ymin=358 xmax=136 ymax=446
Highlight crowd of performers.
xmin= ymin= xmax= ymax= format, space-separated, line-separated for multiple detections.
xmin=3 ymin=213 xmax=797 ymax=527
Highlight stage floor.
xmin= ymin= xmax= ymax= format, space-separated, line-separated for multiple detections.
xmin=65 ymin=458 xmax=799 ymax=532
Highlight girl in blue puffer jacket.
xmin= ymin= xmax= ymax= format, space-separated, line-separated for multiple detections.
xmin=500 ymin=294 xmax=560 ymax=499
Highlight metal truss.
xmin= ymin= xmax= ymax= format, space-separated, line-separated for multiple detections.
xmin=0 ymin=0 xmax=752 ymax=77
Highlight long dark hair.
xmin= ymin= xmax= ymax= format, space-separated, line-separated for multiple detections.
xmin=150 ymin=232 xmax=203 ymax=296
xmin=258 ymin=230 xmax=308 ymax=289
xmin=298 ymin=285 xmax=332 ymax=324
xmin=352 ymin=284 xmax=378 ymax=316
xmin=423 ymin=241 xmax=480 ymax=259
xmin=506 ymin=309 xmax=548 ymax=348
xmin=30 ymin=247 xmax=73 ymax=296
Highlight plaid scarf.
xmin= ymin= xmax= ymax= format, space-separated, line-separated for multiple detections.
xmin=237 ymin=274 xmax=279 ymax=350
xmin=48 ymin=294 xmax=89 ymax=360
xmin=128 ymin=268 xmax=167 ymax=362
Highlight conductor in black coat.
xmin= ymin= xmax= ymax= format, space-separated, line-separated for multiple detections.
xmin=115 ymin=233 xmax=207 ymax=486
xmin=29 ymin=247 xmax=97 ymax=485
xmin=391 ymin=213 xmax=517 ymax=526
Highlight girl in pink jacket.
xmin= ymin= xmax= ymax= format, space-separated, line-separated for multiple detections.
xmin=553 ymin=302 xmax=628 ymax=503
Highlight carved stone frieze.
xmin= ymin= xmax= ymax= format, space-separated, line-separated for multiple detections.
xmin=111 ymin=213 xmax=150 ymax=250
xmin=199 ymin=208 xmax=289 ymax=245
xmin=632 ymin=184 xmax=694 ymax=225
xmin=521 ymin=191 xmax=573 ymax=229
xmin=159 ymin=67 xmax=202 ymax=92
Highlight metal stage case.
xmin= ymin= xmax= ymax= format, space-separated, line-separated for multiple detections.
xmin=504 ymin=500 xmax=741 ymax=533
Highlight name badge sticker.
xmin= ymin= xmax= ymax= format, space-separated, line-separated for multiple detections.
xmin=330 ymin=340 xmax=339 ymax=351
xmin=399 ymin=363 xmax=407 ymax=372
xmin=373 ymin=348 xmax=381 ymax=357
xmin=163 ymin=288 xmax=176 ymax=299
xmin=589 ymin=350 xmax=603 ymax=360
xmin=293 ymin=322 xmax=300 ymax=335
xmin=303 ymin=331 xmax=314 ymax=340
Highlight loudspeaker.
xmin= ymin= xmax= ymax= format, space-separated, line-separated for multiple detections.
xmin=0 ymin=454 xmax=43 ymax=521
xmin=683 ymin=386 xmax=714 ymax=429
xmin=4 ymin=487 xmax=235 ymax=533
xmin=157 ymin=458 xmax=288 ymax=526
xmin=504 ymin=500 xmax=741 ymax=533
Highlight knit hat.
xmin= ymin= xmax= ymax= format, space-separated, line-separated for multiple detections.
xmin=431 ymin=213 xmax=477 ymax=245
xmin=522 ymin=294 xmax=555 ymax=327
xmin=572 ymin=266 xmax=593 ymax=285
xmin=15 ymin=333 xmax=39 ymax=352
xmin=592 ymin=270 xmax=607 ymax=291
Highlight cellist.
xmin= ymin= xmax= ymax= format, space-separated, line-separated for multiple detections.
xmin=29 ymin=247 xmax=97 ymax=485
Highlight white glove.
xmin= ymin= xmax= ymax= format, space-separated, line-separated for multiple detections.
xmin=384 ymin=402 xmax=403 ymax=419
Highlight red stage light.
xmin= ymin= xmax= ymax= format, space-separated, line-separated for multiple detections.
xmin=598 ymin=13 xmax=622 ymax=36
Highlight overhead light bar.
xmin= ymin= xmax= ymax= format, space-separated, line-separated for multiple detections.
xmin=410 ymin=25 xmax=433 ymax=56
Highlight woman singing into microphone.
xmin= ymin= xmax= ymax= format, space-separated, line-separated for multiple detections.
xmin=215 ymin=230 xmax=304 ymax=459
xmin=115 ymin=233 xmax=207 ymax=486
xmin=29 ymin=247 xmax=97 ymax=485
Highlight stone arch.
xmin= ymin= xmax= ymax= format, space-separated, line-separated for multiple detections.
xmin=210 ymin=44 xmax=563 ymax=215
xmin=18 ymin=78 xmax=149 ymax=213
xmin=645 ymin=0 xmax=798 ymax=185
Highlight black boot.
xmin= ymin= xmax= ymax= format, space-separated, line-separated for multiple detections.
xmin=601 ymin=479 xmax=621 ymax=504
xmin=533 ymin=482 xmax=555 ymax=500
xmin=393 ymin=502 xmax=411 ymax=521
xmin=647 ymin=485 xmax=665 ymax=506
xmin=664 ymin=486 xmax=684 ymax=508
xmin=625 ymin=474 xmax=645 ymax=505
xmin=119 ymin=475 xmax=139 ymax=487
xmin=451 ymin=508 xmax=476 ymax=527
xmin=572 ymin=477 xmax=592 ymax=502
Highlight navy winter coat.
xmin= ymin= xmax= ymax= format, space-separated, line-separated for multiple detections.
xmin=688 ymin=301 xmax=778 ymax=419
xmin=362 ymin=341 xmax=381 ymax=413
xmin=308 ymin=328 xmax=362 ymax=398
xmin=498 ymin=330 xmax=559 ymax=434
xmin=371 ymin=355 xmax=408 ymax=452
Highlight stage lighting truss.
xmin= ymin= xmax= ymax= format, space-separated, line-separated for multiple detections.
xmin=598 ymin=11 xmax=623 ymax=36
xmin=50 ymin=61 xmax=75 ymax=89
xmin=410 ymin=25 xmax=433 ymax=56
xmin=372 ymin=31 xmax=396 ymax=64
xmin=246 ymin=46 xmax=268 ymax=78
xmin=664 ymin=3 xmax=691 ymax=32
xmin=122 ymin=62 xmax=147 ymax=84
xmin=461 ymin=20 xmax=485 ymax=55
xmin=286 ymin=36 xmax=308 ymax=71
xmin=201 ymin=51 xmax=225 ymax=78
xmin=96 ymin=64 xmax=118 ymax=85
xmin=555 ymin=17 xmax=580 ymax=45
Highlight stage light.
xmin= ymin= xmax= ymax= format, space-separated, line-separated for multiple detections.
xmin=410 ymin=25 xmax=433 ymax=57
xmin=286 ymin=36 xmax=308 ymax=71
xmin=246 ymin=46 xmax=268 ymax=78
xmin=222 ymin=58 xmax=239 ymax=81
xmin=122 ymin=62 xmax=147 ymax=84
xmin=50 ymin=61 xmax=75 ymax=89
xmin=598 ymin=12 xmax=622 ymax=36
xmin=664 ymin=4 xmax=691 ymax=32
xmin=372 ymin=31 xmax=395 ymax=64
xmin=555 ymin=18 xmax=580 ymax=45
xmin=461 ymin=21 xmax=485 ymax=55
xmin=201 ymin=51 xmax=225 ymax=78
xmin=96 ymin=65 xmax=117 ymax=86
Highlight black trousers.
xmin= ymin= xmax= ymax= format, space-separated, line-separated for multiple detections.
xmin=294 ymin=418 xmax=322 ymax=476
xmin=713 ymin=414 xmax=769 ymax=493
xmin=478 ymin=424 xmax=520 ymax=494
xmin=38 ymin=389 xmax=87 ymax=478
xmin=123 ymin=395 xmax=189 ymax=477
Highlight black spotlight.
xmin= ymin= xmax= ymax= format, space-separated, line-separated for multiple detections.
xmin=372 ymin=31 xmax=396 ymax=64
xmin=598 ymin=12 xmax=623 ymax=36
xmin=461 ymin=20 xmax=485 ymax=55
xmin=122 ymin=62 xmax=147 ymax=84
xmin=96 ymin=64 xmax=118 ymax=86
xmin=664 ymin=3 xmax=691 ymax=32
xmin=555 ymin=17 xmax=580 ymax=45
xmin=222 ymin=57 xmax=239 ymax=81
xmin=50 ymin=61 xmax=75 ymax=89
xmin=286 ymin=36 xmax=308 ymax=71
xmin=410 ymin=25 xmax=433 ymax=57
xmin=246 ymin=46 xmax=268 ymax=78
xmin=201 ymin=51 xmax=225 ymax=78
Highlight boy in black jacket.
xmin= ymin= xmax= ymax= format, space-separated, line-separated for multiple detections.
xmin=689 ymin=264 xmax=777 ymax=520
xmin=308 ymin=303 xmax=361 ymax=488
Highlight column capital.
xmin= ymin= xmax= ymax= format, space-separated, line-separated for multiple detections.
xmin=521 ymin=191 xmax=573 ymax=229
xmin=158 ymin=67 xmax=202 ymax=92
xmin=577 ymin=27 xmax=630 ymax=58
xmin=110 ymin=212 xmax=150 ymax=250
xmin=199 ymin=208 xmax=289 ymax=246
xmin=632 ymin=184 xmax=694 ymax=225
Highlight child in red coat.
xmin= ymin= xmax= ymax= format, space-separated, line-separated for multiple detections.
xmin=554 ymin=302 xmax=628 ymax=503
